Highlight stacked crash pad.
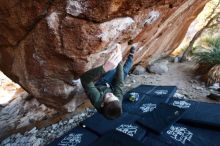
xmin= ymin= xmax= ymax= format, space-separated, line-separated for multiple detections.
xmin=168 ymin=98 xmax=220 ymax=130
xmin=48 ymin=85 xmax=220 ymax=146
xmin=122 ymin=85 xmax=177 ymax=115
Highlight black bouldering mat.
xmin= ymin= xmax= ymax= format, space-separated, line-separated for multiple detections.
xmin=123 ymin=85 xmax=177 ymax=98
xmin=124 ymin=85 xmax=157 ymax=94
xmin=115 ymin=122 xmax=146 ymax=141
xmin=81 ymin=112 xmax=146 ymax=141
xmin=123 ymin=85 xmax=177 ymax=115
xmin=90 ymin=130 xmax=145 ymax=146
xmin=81 ymin=112 xmax=129 ymax=135
xmin=146 ymin=123 xmax=220 ymax=146
xmin=148 ymin=85 xmax=177 ymax=98
xmin=168 ymin=98 xmax=220 ymax=130
xmin=48 ymin=126 xmax=98 ymax=146
xmin=143 ymin=136 xmax=170 ymax=146
xmin=137 ymin=103 xmax=185 ymax=134
xmin=130 ymin=94 xmax=172 ymax=115
xmin=122 ymin=93 xmax=147 ymax=115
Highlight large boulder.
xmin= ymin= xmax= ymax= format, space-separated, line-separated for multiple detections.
xmin=0 ymin=0 xmax=209 ymax=109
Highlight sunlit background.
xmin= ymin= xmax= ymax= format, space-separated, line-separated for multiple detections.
xmin=0 ymin=71 xmax=23 ymax=106
xmin=173 ymin=0 xmax=220 ymax=56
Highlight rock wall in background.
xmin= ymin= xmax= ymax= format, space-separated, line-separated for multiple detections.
xmin=0 ymin=0 xmax=208 ymax=109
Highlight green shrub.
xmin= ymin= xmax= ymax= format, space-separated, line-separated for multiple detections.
xmin=194 ymin=36 xmax=220 ymax=74
xmin=202 ymin=36 xmax=220 ymax=49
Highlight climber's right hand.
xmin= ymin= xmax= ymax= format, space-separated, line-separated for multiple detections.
xmin=103 ymin=44 xmax=122 ymax=72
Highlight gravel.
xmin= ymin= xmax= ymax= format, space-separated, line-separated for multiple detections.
xmin=0 ymin=108 xmax=96 ymax=146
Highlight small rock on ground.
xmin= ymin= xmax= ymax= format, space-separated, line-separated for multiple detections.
xmin=148 ymin=60 xmax=169 ymax=75
xmin=132 ymin=65 xmax=146 ymax=75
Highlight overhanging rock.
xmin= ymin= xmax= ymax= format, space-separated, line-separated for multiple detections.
xmin=0 ymin=0 xmax=209 ymax=109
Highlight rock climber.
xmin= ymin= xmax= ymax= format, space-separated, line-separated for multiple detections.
xmin=80 ymin=44 xmax=136 ymax=119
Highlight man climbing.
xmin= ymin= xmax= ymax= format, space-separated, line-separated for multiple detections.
xmin=80 ymin=44 xmax=136 ymax=119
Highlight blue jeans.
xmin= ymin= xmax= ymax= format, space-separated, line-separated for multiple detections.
xmin=95 ymin=55 xmax=133 ymax=86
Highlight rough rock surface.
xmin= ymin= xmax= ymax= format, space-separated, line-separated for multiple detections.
xmin=0 ymin=108 xmax=96 ymax=146
xmin=0 ymin=0 xmax=209 ymax=108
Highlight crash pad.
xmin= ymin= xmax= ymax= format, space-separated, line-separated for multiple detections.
xmin=137 ymin=103 xmax=185 ymax=134
xmin=146 ymin=123 xmax=220 ymax=146
xmin=48 ymin=126 xmax=98 ymax=146
xmin=123 ymin=85 xmax=177 ymax=115
xmin=81 ymin=112 xmax=146 ymax=141
xmin=90 ymin=130 xmax=145 ymax=146
xmin=168 ymin=98 xmax=220 ymax=130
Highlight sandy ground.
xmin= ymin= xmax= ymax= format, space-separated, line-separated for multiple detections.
xmin=124 ymin=61 xmax=215 ymax=103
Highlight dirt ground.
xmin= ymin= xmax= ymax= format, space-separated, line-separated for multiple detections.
xmin=124 ymin=60 xmax=216 ymax=103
